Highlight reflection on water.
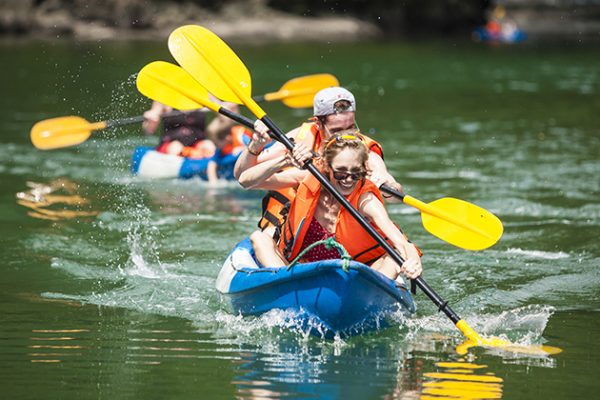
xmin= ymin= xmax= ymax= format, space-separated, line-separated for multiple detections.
xmin=226 ymin=333 xmax=436 ymax=400
xmin=29 ymin=329 xmax=90 ymax=363
xmin=23 ymin=320 xmax=553 ymax=400
xmin=16 ymin=178 xmax=99 ymax=220
xmin=226 ymin=334 xmax=509 ymax=399
xmin=27 ymin=326 xmax=243 ymax=366
xmin=421 ymin=360 xmax=503 ymax=399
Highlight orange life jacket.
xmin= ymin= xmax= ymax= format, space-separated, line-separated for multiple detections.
xmin=180 ymin=139 xmax=215 ymax=159
xmin=294 ymin=121 xmax=384 ymax=159
xmin=258 ymin=121 xmax=383 ymax=235
xmin=278 ymin=173 xmax=394 ymax=264
xmin=221 ymin=125 xmax=251 ymax=156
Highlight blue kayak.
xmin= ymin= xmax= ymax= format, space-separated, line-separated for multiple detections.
xmin=216 ymin=238 xmax=416 ymax=338
xmin=131 ymin=146 xmax=239 ymax=180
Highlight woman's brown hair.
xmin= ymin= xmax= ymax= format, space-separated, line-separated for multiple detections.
xmin=323 ymin=129 xmax=369 ymax=174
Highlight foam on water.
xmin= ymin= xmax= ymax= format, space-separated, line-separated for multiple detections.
xmin=405 ymin=169 xmax=488 ymax=181
xmin=506 ymin=248 xmax=569 ymax=260
xmin=396 ymin=305 xmax=557 ymax=354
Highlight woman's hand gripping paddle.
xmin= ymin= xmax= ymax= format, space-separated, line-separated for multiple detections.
xmin=168 ymin=24 xmax=561 ymax=357
xmin=380 ymin=185 xmax=503 ymax=251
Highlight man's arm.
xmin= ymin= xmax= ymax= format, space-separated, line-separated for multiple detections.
xmin=142 ymin=101 xmax=169 ymax=135
xmin=367 ymin=152 xmax=403 ymax=203
xmin=206 ymin=160 xmax=218 ymax=183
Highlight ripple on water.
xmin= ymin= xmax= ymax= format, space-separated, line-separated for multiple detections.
xmin=505 ymin=248 xmax=569 ymax=260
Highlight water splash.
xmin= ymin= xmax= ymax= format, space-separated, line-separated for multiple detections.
xmin=397 ymin=304 xmax=557 ymax=358
xmin=506 ymin=248 xmax=569 ymax=260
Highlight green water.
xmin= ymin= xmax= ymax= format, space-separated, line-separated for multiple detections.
xmin=1 ymin=38 xmax=599 ymax=399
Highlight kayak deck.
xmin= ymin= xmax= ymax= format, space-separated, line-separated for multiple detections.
xmin=216 ymin=238 xmax=415 ymax=338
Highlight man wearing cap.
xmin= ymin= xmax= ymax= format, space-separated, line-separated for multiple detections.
xmin=234 ymin=86 xmax=403 ymax=238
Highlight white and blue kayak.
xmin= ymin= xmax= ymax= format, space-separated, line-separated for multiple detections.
xmin=216 ymin=238 xmax=416 ymax=338
xmin=131 ymin=146 xmax=239 ymax=180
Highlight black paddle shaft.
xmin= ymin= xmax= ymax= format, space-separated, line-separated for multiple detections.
xmin=380 ymin=184 xmax=405 ymax=201
xmin=105 ymin=109 xmax=255 ymax=132
xmin=219 ymin=107 xmax=256 ymax=128
xmin=261 ymin=115 xmax=462 ymax=324
xmin=106 ymin=115 xmax=146 ymax=129
xmin=105 ymin=110 xmax=183 ymax=129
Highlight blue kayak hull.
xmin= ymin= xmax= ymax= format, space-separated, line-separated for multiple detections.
xmin=216 ymin=238 xmax=416 ymax=337
xmin=131 ymin=146 xmax=239 ymax=180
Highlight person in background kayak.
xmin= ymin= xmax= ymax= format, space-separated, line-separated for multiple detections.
xmin=241 ymin=131 xmax=422 ymax=281
xmin=205 ymin=124 xmax=252 ymax=183
xmin=143 ymin=101 xmax=243 ymax=160
xmin=142 ymin=101 xmax=213 ymax=158
xmin=234 ymin=87 xmax=403 ymax=238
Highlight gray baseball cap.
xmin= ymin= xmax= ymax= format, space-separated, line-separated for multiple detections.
xmin=313 ymin=87 xmax=356 ymax=116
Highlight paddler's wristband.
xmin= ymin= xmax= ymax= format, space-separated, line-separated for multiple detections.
xmin=248 ymin=146 xmax=262 ymax=156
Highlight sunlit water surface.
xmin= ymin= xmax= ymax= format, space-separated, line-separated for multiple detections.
xmin=1 ymin=39 xmax=599 ymax=399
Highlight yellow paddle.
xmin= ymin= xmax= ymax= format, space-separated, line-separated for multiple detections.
xmin=30 ymin=72 xmax=336 ymax=150
xmin=168 ymin=24 xmax=561 ymax=356
xmin=31 ymin=115 xmax=143 ymax=150
xmin=253 ymin=73 xmax=339 ymax=108
xmin=30 ymin=110 xmax=197 ymax=150
xmin=380 ymin=185 xmax=503 ymax=251
xmin=136 ymin=61 xmax=255 ymax=128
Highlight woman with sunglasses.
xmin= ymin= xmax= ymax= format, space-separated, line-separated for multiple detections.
xmin=243 ymin=130 xmax=422 ymax=281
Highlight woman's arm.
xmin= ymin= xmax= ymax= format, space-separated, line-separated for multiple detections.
xmin=238 ymin=141 xmax=313 ymax=190
xmin=359 ymin=192 xmax=422 ymax=278
xmin=233 ymin=124 xmax=300 ymax=179
xmin=238 ymin=155 xmax=309 ymax=190
xmin=238 ymin=154 xmax=287 ymax=188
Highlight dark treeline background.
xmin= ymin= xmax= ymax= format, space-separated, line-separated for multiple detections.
xmin=1 ymin=0 xmax=491 ymax=38
xmin=266 ymin=0 xmax=491 ymax=37
xmin=2 ymin=0 xmax=596 ymax=40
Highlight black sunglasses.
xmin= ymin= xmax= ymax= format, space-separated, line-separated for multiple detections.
xmin=331 ymin=169 xmax=366 ymax=181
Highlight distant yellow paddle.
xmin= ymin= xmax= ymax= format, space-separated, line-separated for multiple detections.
xmin=30 ymin=109 xmax=196 ymax=150
xmin=30 ymin=115 xmax=142 ymax=150
xmin=167 ymin=24 xmax=562 ymax=357
xmin=253 ymin=73 xmax=339 ymax=108
xmin=31 ymin=72 xmax=337 ymax=150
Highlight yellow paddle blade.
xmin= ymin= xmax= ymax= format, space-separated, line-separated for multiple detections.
xmin=30 ymin=116 xmax=106 ymax=150
xmin=404 ymin=195 xmax=503 ymax=251
xmin=168 ymin=25 xmax=252 ymax=105
xmin=455 ymin=320 xmax=562 ymax=356
xmin=265 ymin=73 xmax=340 ymax=108
xmin=136 ymin=61 xmax=218 ymax=112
